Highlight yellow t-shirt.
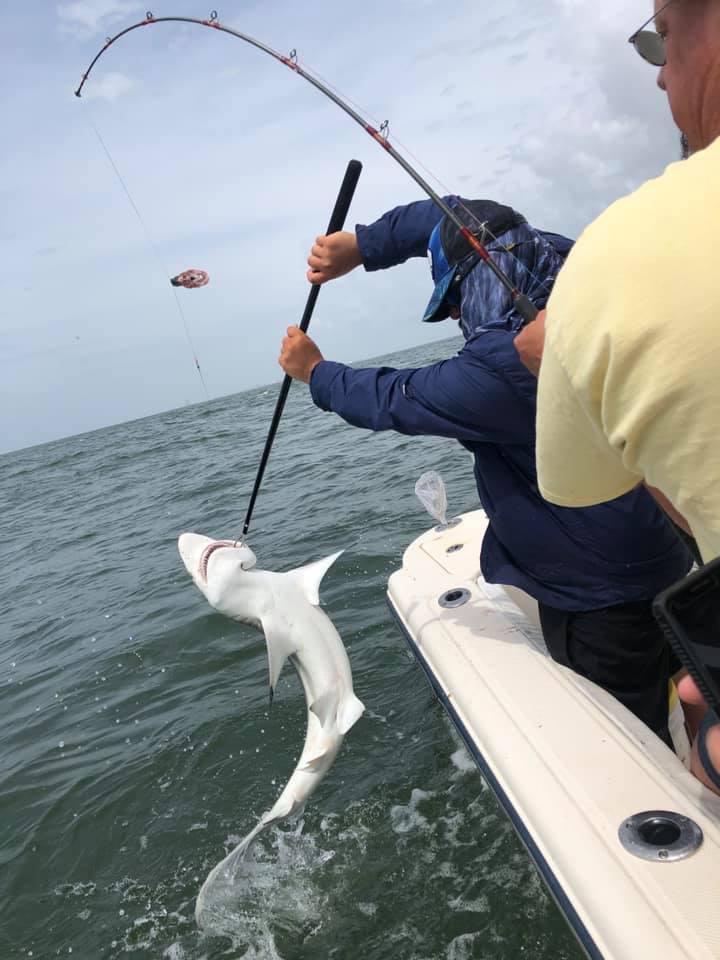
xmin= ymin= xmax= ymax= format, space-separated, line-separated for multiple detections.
xmin=536 ymin=137 xmax=720 ymax=563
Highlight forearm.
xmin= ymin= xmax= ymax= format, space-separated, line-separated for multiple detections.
xmin=310 ymin=362 xmax=425 ymax=434
xmin=513 ymin=310 xmax=546 ymax=376
xmin=357 ymin=196 xmax=455 ymax=271
xmin=310 ymin=350 xmax=531 ymax=444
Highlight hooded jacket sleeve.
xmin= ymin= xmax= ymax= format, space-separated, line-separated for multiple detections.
xmin=356 ymin=196 xmax=456 ymax=272
xmin=309 ymin=343 xmax=532 ymax=445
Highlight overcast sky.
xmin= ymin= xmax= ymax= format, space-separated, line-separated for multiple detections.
xmin=1 ymin=0 xmax=679 ymax=453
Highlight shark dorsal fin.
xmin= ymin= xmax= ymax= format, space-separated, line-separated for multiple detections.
xmin=287 ymin=550 xmax=343 ymax=606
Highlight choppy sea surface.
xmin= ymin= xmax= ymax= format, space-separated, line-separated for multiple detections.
xmin=1 ymin=337 xmax=582 ymax=960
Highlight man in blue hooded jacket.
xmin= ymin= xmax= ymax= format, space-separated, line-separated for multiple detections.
xmin=278 ymin=196 xmax=692 ymax=745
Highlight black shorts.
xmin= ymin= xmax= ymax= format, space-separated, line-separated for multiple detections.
xmin=538 ymin=599 xmax=673 ymax=747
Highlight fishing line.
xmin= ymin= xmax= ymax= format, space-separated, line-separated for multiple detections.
xmin=75 ymin=12 xmax=540 ymax=323
xmin=294 ymin=61 xmax=557 ymax=298
xmin=80 ymin=102 xmax=211 ymax=400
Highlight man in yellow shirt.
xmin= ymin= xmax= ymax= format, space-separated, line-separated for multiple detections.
xmin=532 ymin=0 xmax=720 ymax=790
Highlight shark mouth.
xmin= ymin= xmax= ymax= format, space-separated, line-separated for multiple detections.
xmin=199 ymin=540 xmax=238 ymax=582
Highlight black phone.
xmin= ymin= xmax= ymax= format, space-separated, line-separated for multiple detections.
xmin=653 ymin=557 xmax=720 ymax=713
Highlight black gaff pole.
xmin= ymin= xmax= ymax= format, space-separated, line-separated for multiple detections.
xmin=240 ymin=159 xmax=362 ymax=540
xmin=75 ymin=11 xmax=538 ymax=325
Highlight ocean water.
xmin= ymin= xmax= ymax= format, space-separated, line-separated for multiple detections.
xmin=1 ymin=337 xmax=582 ymax=960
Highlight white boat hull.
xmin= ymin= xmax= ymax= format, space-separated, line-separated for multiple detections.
xmin=387 ymin=509 xmax=720 ymax=960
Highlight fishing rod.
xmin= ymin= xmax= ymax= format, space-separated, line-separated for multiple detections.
xmin=74 ymin=10 xmax=539 ymax=324
xmin=240 ymin=159 xmax=362 ymax=540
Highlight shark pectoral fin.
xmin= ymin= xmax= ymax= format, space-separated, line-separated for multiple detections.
xmin=262 ymin=618 xmax=299 ymax=696
xmin=309 ymin=689 xmax=339 ymax=730
xmin=287 ymin=550 xmax=344 ymax=606
xmin=338 ymin=693 xmax=365 ymax=734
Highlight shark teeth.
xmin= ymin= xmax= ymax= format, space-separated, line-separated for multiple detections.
xmin=199 ymin=540 xmax=237 ymax=582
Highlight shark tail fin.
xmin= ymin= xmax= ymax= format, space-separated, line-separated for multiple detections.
xmin=338 ymin=692 xmax=365 ymax=734
xmin=287 ymin=550 xmax=343 ymax=606
xmin=195 ymin=796 xmax=298 ymax=926
xmin=194 ymin=820 xmax=268 ymax=925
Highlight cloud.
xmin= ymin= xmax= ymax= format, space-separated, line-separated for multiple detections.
xmin=82 ymin=70 xmax=135 ymax=101
xmin=57 ymin=0 xmax=144 ymax=37
xmin=4 ymin=0 xmax=683 ymax=452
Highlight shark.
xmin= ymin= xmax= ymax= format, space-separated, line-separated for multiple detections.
xmin=177 ymin=533 xmax=365 ymax=923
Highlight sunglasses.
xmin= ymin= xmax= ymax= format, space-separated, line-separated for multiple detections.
xmin=628 ymin=0 xmax=675 ymax=66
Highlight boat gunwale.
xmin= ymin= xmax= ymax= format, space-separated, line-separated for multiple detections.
xmin=385 ymin=592 xmax=604 ymax=960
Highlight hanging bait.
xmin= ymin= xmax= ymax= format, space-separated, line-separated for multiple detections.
xmin=170 ymin=269 xmax=209 ymax=289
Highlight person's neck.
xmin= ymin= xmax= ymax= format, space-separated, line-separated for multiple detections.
xmin=697 ymin=61 xmax=720 ymax=150
xmin=690 ymin=114 xmax=720 ymax=154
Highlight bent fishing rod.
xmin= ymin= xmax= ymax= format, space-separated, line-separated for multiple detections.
xmin=75 ymin=10 xmax=539 ymax=325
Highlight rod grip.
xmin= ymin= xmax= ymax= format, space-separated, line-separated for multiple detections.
xmin=324 ymin=159 xmax=362 ymax=235
xmin=514 ymin=293 xmax=539 ymax=325
xmin=298 ymin=159 xmax=362 ymax=335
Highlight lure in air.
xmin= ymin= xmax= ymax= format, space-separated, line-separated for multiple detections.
xmin=170 ymin=268 xmax=209 ymax=289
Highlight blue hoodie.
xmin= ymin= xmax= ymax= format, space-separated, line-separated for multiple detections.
xmin=309 ymin=197 xmax=691 ymax=610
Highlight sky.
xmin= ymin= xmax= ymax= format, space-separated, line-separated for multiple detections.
xmin=1 ymin=0 xmax=681 ymax=454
